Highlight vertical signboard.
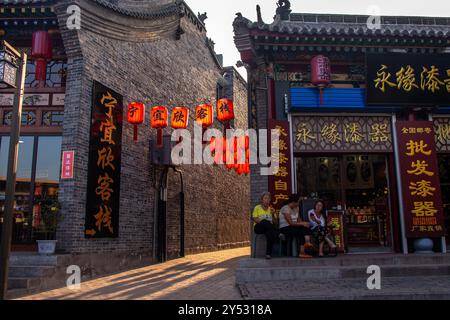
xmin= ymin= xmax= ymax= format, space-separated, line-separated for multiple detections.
xmin=396 ymin=121 xmax=445 ymax=238
xmin=268 ymin=120 xmax=292 ymax=209
xmin=61 ymin=151 xmax=75 ymax=180
xmin=85 ymin=81 xmax=123 ymax=238
xmin=326 ymin=210 xmax=346 ymax=253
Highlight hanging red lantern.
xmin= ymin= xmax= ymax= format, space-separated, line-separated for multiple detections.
xmin=171 ymin=107 xmax=190 ymax=129
xmin=151 ymin=106 xmax=168 ymax=147
xmin=311 ymin=55 xmax=331 ymax=106
xmin=127 ymin=102 xmax=145 ymax=142
xmin=32 ymin=31 xmax=53 ymax=81
xmin=195 ymin=104 xmax=213 ymax=128
xmin=217 ymin=99 xmax=235 ymax=127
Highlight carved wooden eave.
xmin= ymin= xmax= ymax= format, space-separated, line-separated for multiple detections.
xmin=54 ymin=0 xmax=183 ymax=43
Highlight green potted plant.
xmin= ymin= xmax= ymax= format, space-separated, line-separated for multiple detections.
xmin=33 ymin=194 xmax=61 ymax=255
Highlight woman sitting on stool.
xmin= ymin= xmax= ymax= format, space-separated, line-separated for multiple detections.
xmin=279 ymin=194 xmax=314 ymax=259
xmin=309 ymin=200 xmax=337 ymax=257
xmin=252 ymin=192 xmax=279 ymax=260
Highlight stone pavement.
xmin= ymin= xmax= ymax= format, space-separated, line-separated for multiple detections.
xmin=18 ymin=247 xmax=250 ymax=300
xmin=239 ymin=276 xmax=450 ymax=300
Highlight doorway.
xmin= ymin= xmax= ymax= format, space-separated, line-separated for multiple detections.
xmin=296 ymin=154 xmax=394 ymax=253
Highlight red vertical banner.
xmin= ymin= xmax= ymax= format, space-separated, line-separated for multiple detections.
xmin=268 ymin=120 xmax=293 ymax=210
xmin=61 ymin=151 xmax=75 ymax=180
xmin=396 ymin=121 xmax=445 ymax=238
xmin=326 ymin=210 xmax=346 ymax=253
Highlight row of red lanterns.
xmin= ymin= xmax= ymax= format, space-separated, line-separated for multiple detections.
xmin=127 ymin=99 xmax=235 ymax=143
xmin=210 ymin=136 xmax=250 ymax=176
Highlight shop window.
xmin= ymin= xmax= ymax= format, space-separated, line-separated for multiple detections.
xmin=0 ymin=135 xmax=62 ymax=244
xmin=0 ymin=136 xmax=35 ymax=243
xmin=438 ymin=155 xmax=450 ymax=244
xmin=25 ymin=60 xmax=67 ymax=88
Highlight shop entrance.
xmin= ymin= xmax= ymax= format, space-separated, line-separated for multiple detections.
xmin=296 ymin=154 xmax=394 ymax=253
xmin=438 ymin=155 xmax=450 ymax=248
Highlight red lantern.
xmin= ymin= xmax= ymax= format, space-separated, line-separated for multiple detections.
xmin=171 ymin=107 xmax=190 ymax=129
xmin=196 ymin=104 xmax=213 ymax=128
xmin=311 ymin=55 xmax=331 ymax=106
xmin=127 ymin=102 xmax=145 ymax=142
xmin=32 ymin=31 xmax=53 ymax=81
xmin=217 ymin=99 xmax=235 ymax=126
xmin=151 ymin=106 xmax=168 ymax=147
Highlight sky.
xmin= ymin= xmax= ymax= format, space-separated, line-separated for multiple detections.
xmin=186 ymin=0 xmax=450 ymax=78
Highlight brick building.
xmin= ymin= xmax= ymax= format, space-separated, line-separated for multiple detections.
xmin=0 ymin=0 xmax=250 ymax=278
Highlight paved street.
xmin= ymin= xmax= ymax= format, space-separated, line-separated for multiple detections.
xmin=239 ymin=276 xmax=450 ymax=300
xmin=19 ymin=247 xmax=250 ymax=300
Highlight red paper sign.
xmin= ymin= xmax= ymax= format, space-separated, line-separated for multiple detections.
xmin=396 ymin=121 xmax=445 ymax=238
xmin=61 ymin=151 xmax=75 ymax=180
xmin=327 ymin=210 xmax=346 ymax=253
xmin=268 ymin=120 xmax=292 ymax=209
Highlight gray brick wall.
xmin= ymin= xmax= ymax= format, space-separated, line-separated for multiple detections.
xmin=54 ymin=3 xmax=249 ymax=256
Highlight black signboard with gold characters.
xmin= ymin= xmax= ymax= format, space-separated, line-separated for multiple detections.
xmin=85 ymin=81 xmax=123 ymax=238
xmin=366 ymin=53 xmax=450 ymax=105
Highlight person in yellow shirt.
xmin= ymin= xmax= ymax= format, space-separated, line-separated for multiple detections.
xmin=253 ymin=192 xmax=279 ymax=259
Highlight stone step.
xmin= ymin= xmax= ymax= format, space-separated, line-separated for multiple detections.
xmin=8 ymin=265 xmax=56 ymax=278
xmin=236 ymin=263 xmax=450 ymax=284
xmin=7 ymin=277 xmax=41 ymax=290
xmin=9 ymin=254 xmax=60 ymax=267
xmin=239 ymin=276 xmax=450 ymax=300
xmin=239 ymin=254 xmax=450 ymax=269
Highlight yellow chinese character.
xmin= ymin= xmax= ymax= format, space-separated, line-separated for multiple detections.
xmin=94 ymin=205 xmax=114 ymax=233
xmin=274 ymin=125 xmax=288 ymax=138
xmin=100 ymin=117 xmax=117 ymax=145
xmin=407 ymin=160 xmax=435 ymax=177
xmin=275 ymin=180 xmax=288 ymax=192
xmin=273 ymin=194 xmax=289 ymax=206
xmin=421 ymin=66 xmax=444 ymax=93
xmin=444 ymin=69 xmax=450 ymax=92
xmin=321 ymin=123 xmax=341 ymax=144
xmin=409 ymin=180 xmax=436 ymax=197
xmin=370 ymin=123 xmax=389 ymax=143
xmin=396 ymin=66 xmax=418 ymax=92
xmin=275 ymin=166 xmax=289 ymax=178
xmin=101 ymin=92 xmax=117 ymax=117
xmin=436 ymin=124 xmax=450 ymax=143
xmin=374 ymin=65 xmax=396 ymax=92
xmin=412 ymin=202 xmax=438 ymax=217
xmin=97 ymin=147 xmax=115 ymax=171
xmin=344 ymin=123 xmax=364 ymax=144
xmin=406 ymin=140 xmax=432 ymax=156
xmin=296 ymin=123 xmax=316 ymax=144
xmin=95 ymin=173 xmax=114 ymax=202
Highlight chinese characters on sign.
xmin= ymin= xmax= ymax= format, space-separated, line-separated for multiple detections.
xmin=293 ymin=116 xmax=393 ymax=153
xmin=61 ymin=151 xmax=75 ymax=180
xmin=85 ymin=81 xmax=123 ymax=239
xmin=367 ymin=53 xmax=450 ymax=105
xmin=326 ymin=211 xmax=346 ymax=253
xmin=396 ymin=121 xmax=445 ymax=238
xmin=268 ymin=120 xmax=292 ymax=210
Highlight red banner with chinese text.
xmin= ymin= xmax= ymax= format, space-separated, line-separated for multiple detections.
xmin=326 ymin=210 xmax=346 ymax=253
xmin=396 ymin=121 xmax=445 ymax=238
xmin=268 ymin=120 xmax=292 ymax=210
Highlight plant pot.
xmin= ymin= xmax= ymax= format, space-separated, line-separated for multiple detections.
xmin=37 ymin=240 xmax=58 ymax=255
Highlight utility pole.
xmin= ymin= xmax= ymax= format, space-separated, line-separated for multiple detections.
xmin=0 ymin=41 xmax=27 ymax=300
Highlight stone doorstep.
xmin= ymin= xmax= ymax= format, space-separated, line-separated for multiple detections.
xmin=235 ymin=264 xmax=450 ymax=284
xmin=239 ymin=254 xmax=450 ymax=268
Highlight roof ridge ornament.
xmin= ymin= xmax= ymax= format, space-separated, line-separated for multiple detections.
xmin=275 ymin=0 xmax=291 ymax=21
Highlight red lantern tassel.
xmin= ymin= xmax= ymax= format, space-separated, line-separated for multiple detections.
xmin=157 ymin=128 xmax=163 ymax=147
xmin=133 ymin=125 xmax=138 ymax=142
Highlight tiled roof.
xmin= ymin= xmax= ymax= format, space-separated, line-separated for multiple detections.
xmin=92 ymin=0 xmax=181 ymax=20
xmin=236 ymin=12 xmax=450 ymax=38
